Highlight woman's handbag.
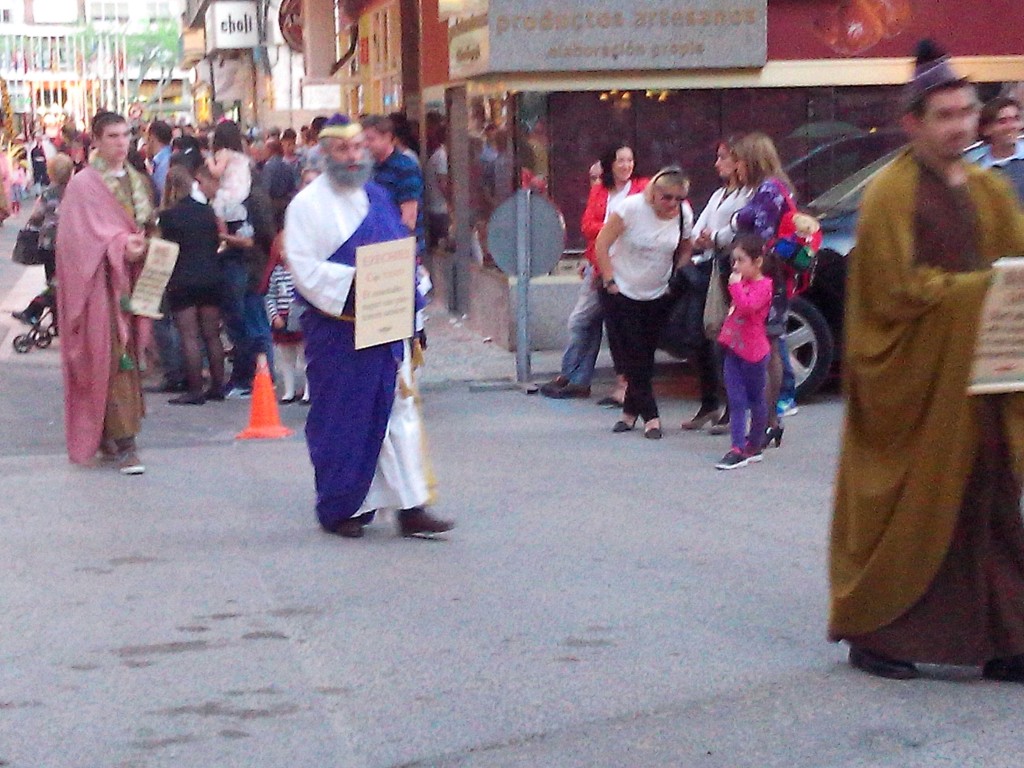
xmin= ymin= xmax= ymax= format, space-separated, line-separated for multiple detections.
xmin=660 ymin=261 xmax=711 ymax=360
xmin=703 ymin=256 xmax=729 ymax=340
xmin=12 ymin=227 xmax=43 ymax=266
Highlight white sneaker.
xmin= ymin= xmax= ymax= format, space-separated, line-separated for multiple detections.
xmin=118 ymin=452 xmax=146 ymax=475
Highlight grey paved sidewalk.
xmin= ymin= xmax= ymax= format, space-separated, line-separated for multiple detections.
xmin=417 ymin=304 xmax=616 ymax=392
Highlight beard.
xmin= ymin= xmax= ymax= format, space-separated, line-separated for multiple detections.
xmin=324 ymin=154 xmax=373 ymax=189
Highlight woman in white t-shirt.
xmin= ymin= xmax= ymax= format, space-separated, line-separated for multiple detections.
xmin=682 ymin=135 xmax=753 ymax=432
xmin=594 ymin=166 xmax=694 ymax=439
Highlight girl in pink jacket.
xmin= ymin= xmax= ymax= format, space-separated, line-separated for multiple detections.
xmin=716 ymin=234 xmax=773 ymax=470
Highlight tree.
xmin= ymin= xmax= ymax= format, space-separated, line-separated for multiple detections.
xmin=79 ymin=20 xmax=181 ymax=112
xmin=123 ymin=20 xmax=180 ymax=105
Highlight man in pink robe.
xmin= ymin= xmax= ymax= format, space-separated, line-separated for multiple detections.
xmin=55 ymin=112 xmax=153 ymax=474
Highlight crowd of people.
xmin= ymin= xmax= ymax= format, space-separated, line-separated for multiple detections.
xmin=8 ymin=34 xmax=1024 ymax=684
xmin=540 ymin=129 xmax=802 ymax=469
xmin=17 ymin=105 xmax=454 ymax=539
xmin=15 ymin=109 xmax=448 ymax=484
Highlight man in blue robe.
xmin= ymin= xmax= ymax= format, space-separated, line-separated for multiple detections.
xmin=284 ymin=115 xmax=454 ymax=539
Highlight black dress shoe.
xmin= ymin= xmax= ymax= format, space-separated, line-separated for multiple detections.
xmin=612 ymin=419 xmax=635 ymax=433
xmin=353 ymin=510 xmax=376 ymax=526
xmin=764 ymin=425 xmax=784 ymax=448
xmin=145 ymin=379 xmax=188 ymax=394
xmin=398 ymin=507 xmax=454 ymax=537
xmin=331 ymin=519 xmax=365 ymax=538
xmin=644 ymin=427 xmax=663 ymax=440
xmin=848 ymin=646 xmax=919 ymax=680
xmin=203 ymin=386 xmax=226 ymax=402
xmin=983 ymin=655 xmax=1024 ymax=682
xmin=168 ymin=392 xmax=206 ymax=405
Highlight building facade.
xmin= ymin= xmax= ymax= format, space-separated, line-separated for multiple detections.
xmin=430 ymin=0 xmax=1024 ymax=346
xmin=180 ymin=0 xmax=448 ymax=130
xmin=0 ymin=0 xmax=188 ymax=135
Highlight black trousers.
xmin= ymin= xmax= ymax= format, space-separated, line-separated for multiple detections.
xmin=601 ymin=291 xmax=673 ymax=421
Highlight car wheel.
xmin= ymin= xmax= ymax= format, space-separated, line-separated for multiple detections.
xmin=787 ymin=296 xmax=834 ymax=400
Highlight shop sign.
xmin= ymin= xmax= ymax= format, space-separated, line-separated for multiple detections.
xmin=450 ymin=24 xmax=489 ymax=80
xmin=278 ymin=0 xmax=304 ymax=54
xmin=205 ymin=1 xmax=260 ymax=52
xmin=487 ymin=0 xmax=767 ymax=73
xmin=439 ymin=0 xmax=489 ymax=21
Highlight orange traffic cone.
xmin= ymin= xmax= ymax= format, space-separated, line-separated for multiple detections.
xmin=236 ymin=354 xmax=294 ymax=440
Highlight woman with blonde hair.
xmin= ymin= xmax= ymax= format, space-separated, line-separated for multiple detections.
xmin=595 ymin=166 xmax=694 ymax=439
xmin=730 ymin=132 xmax=794 ymax=241
xmin=158 ymin=164 xmax=226 ymax=404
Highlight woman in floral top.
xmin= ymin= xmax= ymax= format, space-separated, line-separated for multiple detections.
xmin=730 ymin=132 xmax=795 ymax=241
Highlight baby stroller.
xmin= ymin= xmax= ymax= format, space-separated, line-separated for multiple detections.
xmin=12 ymin=291 xmax=58 ymax=353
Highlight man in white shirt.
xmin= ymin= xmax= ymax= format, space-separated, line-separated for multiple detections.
xmin=976 ymin=95 xmax=1024 ymax=205
xmin=284 ymin=114 xmax=453 ymax=540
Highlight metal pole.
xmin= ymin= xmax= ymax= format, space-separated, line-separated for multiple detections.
xmin=515 ymin=188 xmax=532 ymax=384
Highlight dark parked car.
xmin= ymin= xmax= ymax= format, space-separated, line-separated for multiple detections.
xmin=657 ymin=141 xmax=897 ymax=399
xmin=787 ymin=136 xmax=995 ymax=399
xmin=661 ymin=128 xmax=992 ymax=398
xmin=780 ymin=127 xmax=916 ymax=398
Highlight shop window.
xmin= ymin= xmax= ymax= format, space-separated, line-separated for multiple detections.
xmin=89 ymin=0 xmax=131 ymax=22
xmin=540 ymin=85 xmax=909 ymax=253
xmin=466 ymin=90 xmax=514 ymax=263
xmin=144 ymin=0 xmax=175 ymax=20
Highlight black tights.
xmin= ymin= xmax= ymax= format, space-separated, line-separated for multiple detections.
xmin=172 ymin=304 xmax=225 ymax=396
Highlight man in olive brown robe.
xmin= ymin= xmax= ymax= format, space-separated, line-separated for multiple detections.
xmin=829 ymin=41 xmax=1024 ymax=681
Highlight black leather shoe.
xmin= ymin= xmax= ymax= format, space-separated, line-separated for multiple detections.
xmin=331 ymin=519 xmax=365 ymax=538
xmin=848 ymin=646 xmax=919 ymax=680
xmin=983 ymin=655 xmax=1024 ymax=682
xmin=145 ymin=379 xmax=188 ymax=394
xmin=764 ymin=425 xmax=784 ymax=448
xmin=612 ymin=419 xmax=635 ymax=433
xmin=398 ymin=507 xmax=454 ymax=537
xmin=168 ymin=392 xmax=206 ymax=405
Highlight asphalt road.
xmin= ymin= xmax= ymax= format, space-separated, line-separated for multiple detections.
xmin=1 ymin=217 xmax=1021 ymax=768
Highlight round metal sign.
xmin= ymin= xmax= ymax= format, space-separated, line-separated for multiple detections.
xmin=487 ymin=190 xmax=566 ymax=278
